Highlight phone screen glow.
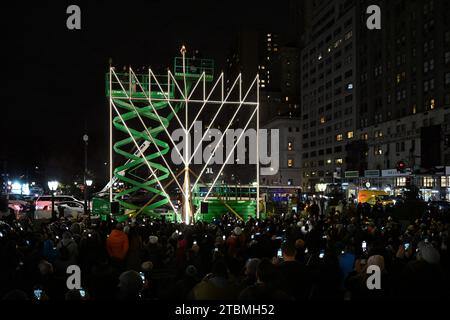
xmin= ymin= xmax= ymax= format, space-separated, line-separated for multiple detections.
xmin=34 ymin=289 xmax=42 ymax=300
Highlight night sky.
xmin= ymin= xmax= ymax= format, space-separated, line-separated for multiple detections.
xmin=2 ymin=1 xmax=290 ymax=184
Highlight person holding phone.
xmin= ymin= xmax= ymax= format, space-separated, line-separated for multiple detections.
xmin=33 ymin=286 xmax=50 ymax=301
xmin=64 ymin=289 xmax=86 ymax=301
xmin=361 ymin=241 xmax=367 ymax=253
xmin=277 ymin=248 xmax=283 ymax=259
xmin=277 ymin=243 xmax=311 ymax=300
xmin=319 ymin=250 xmax=325 ymax=259
xmin=34 ymin=288 xmax=43 ymax=300
xmin=226 ymin=227 xmax=244 ymax=258
xmin=117 ymin=270 xmax=144 ymax=300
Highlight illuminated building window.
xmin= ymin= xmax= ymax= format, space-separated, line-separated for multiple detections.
xmin=335 ymin=158 xmax=343 ymax=165
xmin=334 ymin=39 xmax=342 ymax=48
xmin=288 ymin=142 xmax=293 ymax=151
xmin=396 ymin=177 xmax=406 ymax=187
xmin=336 ymin=134 xmax=343 ymax=141
xmin=374 ymin=146 xmax=383 ymax=155
xmin=361 ymin=133 xmax=368 ymax=140
xmin=285 ymin=96 xmax=289 ymax=102
xmin=412 ymin=104 xmax=417 ymax=114
xmin=430 ymin=98 xmax=435 ymax=110
xmin=441 ymin=176 xmax=450 ymax=187
xmin=320 ymin=117 xmax=326 ymax=124
xmin=423 ymin=176 xmax=434 ymax=188
xmin=347 ymin=131 xmax=354 ymax=139
xmin=288 ymin=159 xmax=294 ymax=168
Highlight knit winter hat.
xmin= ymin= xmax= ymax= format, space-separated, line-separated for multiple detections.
xmin=149 ymin=236 xmax=158 ymax=244
xmin=417 ymin=242 xmax=440 ymax=264
xmin=233 ymin=227 xmax=242 ymax=236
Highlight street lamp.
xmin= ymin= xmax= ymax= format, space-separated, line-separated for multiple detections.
xmin=83 ymin=134 xmax=89 ymax=216
xmin=317 ymin=183 xmax=327 ymax=217
xmin=48 ymin=180 xmax=59 ymax=221
xmin=85 ymin=179 xmax=93 ymax=221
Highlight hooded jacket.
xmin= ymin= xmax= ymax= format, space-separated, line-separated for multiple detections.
xmin=106 ymin=229 xmax=129 ymax=260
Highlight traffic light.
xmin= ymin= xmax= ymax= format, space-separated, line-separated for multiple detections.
xmin=396 ymin=161 xmax=406 ymax=173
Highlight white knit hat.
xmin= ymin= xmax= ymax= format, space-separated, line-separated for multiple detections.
xmin=149 ymin=236 xmax=158 ymax=244
xmin=233 ymin=227 xmax=242 ymax=236
xmin=417 ymin=242 xmax=440 ymax=264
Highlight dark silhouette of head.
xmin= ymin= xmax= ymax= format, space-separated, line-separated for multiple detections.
xmin=212 ymin=259 xmax=229 ymax=278
xmin=256 ymin=258 xmax=277 ymax=284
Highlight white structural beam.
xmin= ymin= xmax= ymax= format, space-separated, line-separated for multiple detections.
xmin=188 ymin=74 xmax=242 ymax=165
xmin=190 ymin=75 xmax=258 ymax=192
xmin=109 ymin=69 xmax=113 ymax=203
xmin=149 ymin=69 xmax=186 ymax=132
xmin=187 ymin=73 xmax=224 ymax=133
xmin=194 ymin=105 xmax=259 ymax=215
xmin=109 ymin=52 xmax=260 ymax=221
xmin=115 ymin=97 xmax=258 ymax=105
xmin=110 ymin=100 xmax=179 ymax=214
xmin=126 ymin=68 xmax=187 ymax=198
xmin=256 ymin=74 xmax=260 ymax=219
xmin=181 ymin=46 xmax=191 ymax=225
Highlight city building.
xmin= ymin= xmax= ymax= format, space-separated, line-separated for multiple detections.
xmin=352 ymin=90 xmax=450 ymax=200
xmin=261 ymin=116 xmax=302 ymax=187
xmin=299 ymin=0 xmax=450 ymax=198
xmin=222 ymin=27 xmax=302 ymax=185
xmin=355 ymin=0 xmax=450 ymax=166
xmin=348 ymin=0 xmax=450 ymax=199
xmin=299 ymin=0 xmax=357 ymax=190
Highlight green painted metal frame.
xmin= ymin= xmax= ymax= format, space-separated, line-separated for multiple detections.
xmin=104 ymin=57 xmax=215 ymax=220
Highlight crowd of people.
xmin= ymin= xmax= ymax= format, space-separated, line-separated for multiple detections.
xmin=0 ymin=201 xmax=448 ymax=301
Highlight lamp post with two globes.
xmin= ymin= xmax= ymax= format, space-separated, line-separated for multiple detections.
xmin=48 ymin=180 xmax=59 ymax=221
